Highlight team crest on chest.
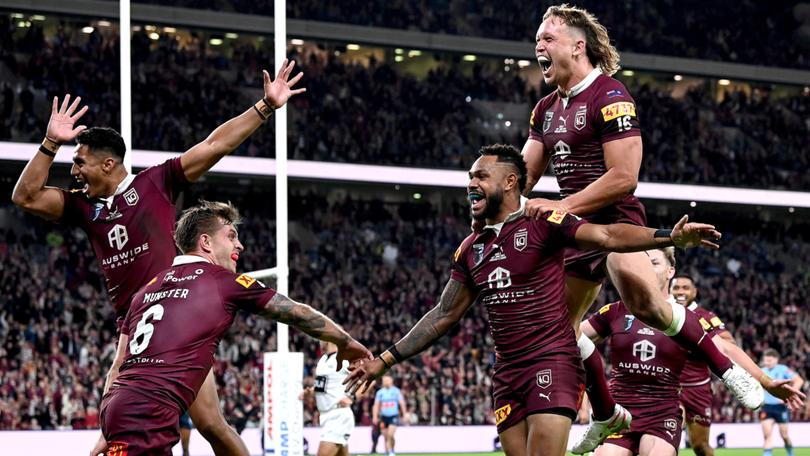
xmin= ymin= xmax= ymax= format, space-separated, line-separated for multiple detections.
xmin=542 ymin=111 xmax=553 ymax=133
xmin=514 ymin=229 xmax=528 ymax=251
xmin=574 ymin=104 xmax=587 ymax=130
xmin=472 ymin=243 xmax=485 ymax=266
xmin=123 ymin=188 xmax=139 ymax=206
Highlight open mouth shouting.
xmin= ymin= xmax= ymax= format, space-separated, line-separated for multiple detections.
xmin=538 ymin=55 xmax=553 ymax=77
xmin=468 ymin=191 xmax=486 ymax=214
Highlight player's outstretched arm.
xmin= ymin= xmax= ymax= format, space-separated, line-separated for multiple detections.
xmin=259 ymin=293 xmax=371 ymax=366
xmin=712 ymin=332 xmax=806 ymax=411
xmin=180 ymin=58 xmax=306 ymax=182
xmin=344 ymin=279 xmax=475 ymax=393
xmin=574 ymin=215 xmax=721 ymax=253
xmin=12 ymin=95 xmax=89 ymax=220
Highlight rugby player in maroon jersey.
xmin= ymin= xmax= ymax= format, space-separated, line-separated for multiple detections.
xmin=520 ymin=6 xmax=762 ymax=451
xmin=12 ymin=59 xmax=305 ymax=456
xmin=101 ymin=201 xmax=372 ymax=455
xmin=346 ymin=144 xmax=722 ymax=456
xmin=670 ymin=274 xmax=805 ymax=456
xmin=581 ymin=249 xmax=803 ymax=456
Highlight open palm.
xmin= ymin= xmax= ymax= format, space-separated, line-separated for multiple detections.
xmin=47 ymin=94 xmax=89 ymax=143
xmin=263 ymin=59 xmax=306 ymax=109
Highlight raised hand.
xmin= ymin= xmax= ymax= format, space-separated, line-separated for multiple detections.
xmin=47 ymin=95 xmax=89 ymax=143
xmin=264 ymin=59 xmax=306 ymax=109
xmin=671 ymin=215 xmax=722 ymax=249
xmin=344 ymin=357 xmax=388 ymax=394
xmin=524 ymin=197 xmax=569 ymax=219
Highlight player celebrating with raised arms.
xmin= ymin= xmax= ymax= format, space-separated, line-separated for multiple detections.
xmin=347 ymin=144 xmax=722 ymax=456
xmin=12 ymin=59 xmax=305 ymax=456
xmin=101 ymin=200 xmax=372 ymax=455
xmin=521 ymin=5 xmax=762 ymax=452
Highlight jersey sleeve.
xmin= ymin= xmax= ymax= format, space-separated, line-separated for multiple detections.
xmin=528 ymin=100 xmax=546 ymax=142
xmin=587 ymin=302 xmax=618 ymax=338
xmin=780 ymin=365 xmax=797 ymax=380
xmin=702 ymin=309 xmax=726 ymax=336
xmin=218 ymin=271 xmax=278 ymax=314
xmin=540 ymin=210 xmax=587 ymax=249
xmin=449 ymin=235 xmax=476 ymax=289
xmin=593 ymin=81 xmax=641 ymax=144
xmin=58 ymin=189 xmax=88 ymax=227
xmin=144 ymin=157 xmax=191 ymax=203
xmin=375 ymin=390 xmax=382 ymax=402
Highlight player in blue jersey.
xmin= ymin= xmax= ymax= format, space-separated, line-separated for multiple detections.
xmin=760 ymin=349 xmax=803 ymax=456
xmin=373 ymin=375 xmax=408 ymax=456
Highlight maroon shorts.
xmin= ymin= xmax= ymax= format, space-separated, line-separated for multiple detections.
xmin=492 ymin=353 xmax=585 ymax=433
xmin=101 ymin=387 xmax=181 ymax=456
xmin=604 ymin=400 xmax=682 ymax=453
xmin=680 ymin=382 xmax=713 ymax=426
xmin=564 ymin=195 xmax=647 ymax=283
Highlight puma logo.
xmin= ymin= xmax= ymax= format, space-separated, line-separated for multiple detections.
xmin=538 ymin=392 xmax=552 ymax=401
xmin=665 ymin=430 xmax=675 ymax=439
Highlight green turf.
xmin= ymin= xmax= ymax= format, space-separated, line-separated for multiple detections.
xmin=360 ymin=449 xmax=809 ymax=456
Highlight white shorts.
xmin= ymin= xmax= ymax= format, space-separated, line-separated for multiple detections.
xmin=319 ymin=407 xmax=355 ymax=446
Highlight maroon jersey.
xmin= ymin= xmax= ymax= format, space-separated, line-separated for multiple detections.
xmin=113 ymin=256 xmax=276 ymax=412
xmin=528 ymin=70 xmax=641 ymax=198
xmin=680 ymin=301 xmax=726 ymax=386
xmin=451 ymin=203 xmax=586 ymax=363
xmin=59 ymin=158 xmax=189 ymax=318
xmin=588 ymin=301 xmax=687 ymax=408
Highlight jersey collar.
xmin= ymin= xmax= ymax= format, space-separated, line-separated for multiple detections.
xmin=483 ymin=196 xmax=528 ymax=237
xmin=687 ymin=301 xmax=699 ymax=311
xmin=97 ymin=173 xmax=135 ymax=209
xmin=172 ymin=254 xmax=212 ymax=266
xmin=560 ymin=67 xmax=602 ymax=108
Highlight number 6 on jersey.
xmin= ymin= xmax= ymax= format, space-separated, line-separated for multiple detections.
xmin=129 ymin=304 xmax=165 ymax=355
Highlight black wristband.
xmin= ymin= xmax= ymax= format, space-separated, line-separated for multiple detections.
xmin=387 ymin=345 xmax=404 ymax=363
xmin=39 ymin=145 xmax=56 ymax=157
xmin=653 ymin=229 xmax=672 ymax=239
xmin=253 ymin=105 xmax=268 ymax=121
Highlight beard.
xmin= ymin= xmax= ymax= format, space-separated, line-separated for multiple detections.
xmin=471 ymin=189 xmax=504 ymax=222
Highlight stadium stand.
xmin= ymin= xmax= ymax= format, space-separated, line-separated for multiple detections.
xmin=107 ymin=0 xmax=810 ymax=69
xmin=1 ymin=17 xmax=808 ymax=189
xmin=1 ymin=183 xmax=808 ymax=429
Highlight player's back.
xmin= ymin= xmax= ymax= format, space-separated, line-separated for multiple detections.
xmin=314 ymin=353 xmax=349 ymax=413
xmin=113 ymin=256 xmax=275 ymax=412
xmin=528 ymin=72 xmax=640 ymax=199
xmin=60 ymin=158 xmax=189 ymax=319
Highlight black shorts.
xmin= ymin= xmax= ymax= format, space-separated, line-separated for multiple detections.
xmin=380 ymin=415 xmax=400 ymax=428
xmin=760 ymin=404 xmax=790 ymax=423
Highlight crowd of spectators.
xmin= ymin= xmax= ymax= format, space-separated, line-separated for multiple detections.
xmin=3 ymin=18 xmax=809 ymax=190
xmin=117 ymin=0 xmax=810 ymax=70
xmin=1 ymin=183 xmax=809 ymax=430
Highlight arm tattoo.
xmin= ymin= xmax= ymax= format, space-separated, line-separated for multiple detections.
xmin=395 ymin=280 xmax=468 ymax=361
xmin=260 ymin=294 xmax=349 ymax=344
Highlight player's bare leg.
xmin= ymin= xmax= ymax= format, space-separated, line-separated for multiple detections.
xmin=385 ymin=424 xmax=397 ymax=455
xmin=605 ymin=251 xmax=762 ymax=409
xmin=778 ymin=422 xmax=794 ymax=456
xmin=188 ymin=369 xmax=249 ymax=456
xmin=180 ymin=427 xmax=191 ymax=456
xmin=593 ymin=443 xmax=632 ymax=456
xmin=317 ymin=441 xmax=341 ymax=456
xmin=499 ymin=419 xmax=528 ymax=456
xmin=761 ymin=418 xmax=775 ymax=454
xmin=338 ymin=444 xmax=349 ymax=456
xmin=686 ymin=421 xmax=713 ymax=456
xmin=526 ymin=413 xmax=572 ymax=456
xmin=568 ymin=276 xmax=631 ymax=454
xmin=637 ymin=435 xmax=676 ymax=456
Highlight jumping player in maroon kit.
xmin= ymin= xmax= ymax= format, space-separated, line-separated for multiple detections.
xmin=521 ymin=6 xmax=762 ymax=451
xmin=346 ymin=144 xmax=723 ymax=456
xmin=12 ymin=60 xmax=305 ymax=456
xmin=670 ymin=274 xmax=805 ymax=456
xmin=101 ymin=200 xmax=372 ymax=455
xmin=582 ymin=251 xmax=804 ymax=456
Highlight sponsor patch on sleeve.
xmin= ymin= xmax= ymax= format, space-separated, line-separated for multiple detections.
xmin=601 ymin=101 xmax=636 ymax=121
xmin=546 ymin=209 xmax=567 ymax=224
xmin=699 ymin=317 xmax=711 ymax=331
xmin=235 ymin=273 xmax=257 ymax=288
xmin=529 ymin=109 xmax=536 ymax=127
xmin=107 ymin=442 xmax=129 ymax=456
xmin=453 ymin=245 xmax=463 ymax=262
xmin=710 ymin=316 xmax=723 ymax=327
xmin=146 ymin=276 xmax=157 ymax=286
xmin=598 ymin=304 xmax=612 ymax=314
xmin=494 ymin=404 xmax=512 ymax=425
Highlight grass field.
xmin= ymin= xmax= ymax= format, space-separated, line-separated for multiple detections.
xmin=375 ymin=450 xmax=808 ymax=456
